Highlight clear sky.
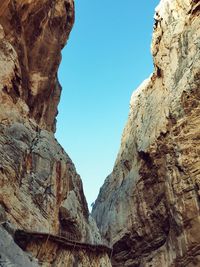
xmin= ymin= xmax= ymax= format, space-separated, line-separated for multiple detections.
xmin=56 ymin=0 xmax=160 ymax=209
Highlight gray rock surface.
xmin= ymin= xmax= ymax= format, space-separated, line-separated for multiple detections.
xmin=92 ymin=0 xmax=200 ymax=266
xmin=0 ymin=0 xmax=111 ymax=266
xmin=0 ymin=226 xmax=39 ymax=267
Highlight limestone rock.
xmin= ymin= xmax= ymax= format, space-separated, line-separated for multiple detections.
xmin=92 ymin=0 xmax=200 ymax=266
xmin=0 ymin=226 xmax=40 ymax=267
xmin=0 ymin=1 xmax=111 ymax=266
xmin=0 ymin=0 xmax=74 ymax=132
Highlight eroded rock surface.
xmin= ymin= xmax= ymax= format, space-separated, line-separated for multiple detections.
xmin=0 ymin=0 xmax=74 ymax=132
xmin=0 ymin=226 xmax=39 ymax=267
xmin=0 ymin=0 xmax=111 ymax=266
xmin=92 ymin=0 xmax=200 ymax=266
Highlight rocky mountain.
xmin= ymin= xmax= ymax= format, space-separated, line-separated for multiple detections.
xmin=92 ymin=0 xmax=200 ymax=266
xmin=0 ymin=1 xmax=111 ymax=266
xmin=1 ymin=0 xmax=199 ymax=266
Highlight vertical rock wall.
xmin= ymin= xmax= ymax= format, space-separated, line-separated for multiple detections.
xmin=0 ymin=1 xmax=111 ymax=266
xmin=92 ymin=0 xmax=200 ymax=266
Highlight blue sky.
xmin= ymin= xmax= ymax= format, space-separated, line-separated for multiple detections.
xmin=56 ymin=0 xmax=160 ymax=209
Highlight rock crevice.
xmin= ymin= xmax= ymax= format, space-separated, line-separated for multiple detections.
xmin=0 ymin=1 xmax=111 ymax=266
xmin=92 ymin=0 xmax=200 ymax=266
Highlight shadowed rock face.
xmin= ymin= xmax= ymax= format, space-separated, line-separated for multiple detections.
xmin=0 ymin=0 xmax=74 ymax=132
xmin=0 ymin=1 xmax=112 ymax=266
xmin=92 ymin=0 xmax=200 ymax=266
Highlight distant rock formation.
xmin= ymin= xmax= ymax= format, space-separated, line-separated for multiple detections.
xmin=92 ymin=0 xmax=200 ymax=266
xmin=0 ymin=1 xmax=111 ymax=266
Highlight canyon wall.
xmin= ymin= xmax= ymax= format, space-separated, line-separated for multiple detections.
xmin=0 ymin=1 xmax=111 ymax=266
xmin=92 ymin=0 xmax=200 ymax=266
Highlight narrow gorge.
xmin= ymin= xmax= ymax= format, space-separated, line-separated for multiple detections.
xmin=0 ymin=0 xmax=199 ymax=267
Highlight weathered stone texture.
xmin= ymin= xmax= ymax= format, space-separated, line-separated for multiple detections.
xmin=92 ymin=0 xmax=200 ymax=266
xmin=0 ymin=0 xmax=112 ymax=266
xmin=0 ymin=226 xmax=40 ymax=267
xmin=0 ymin=0 xmax=74 ymax=132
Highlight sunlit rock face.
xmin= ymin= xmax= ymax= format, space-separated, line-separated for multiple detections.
xmin=0 ymin=1 xmax=112 ymax=266
xmin=92 ymin=0 xmax=200 ymax=266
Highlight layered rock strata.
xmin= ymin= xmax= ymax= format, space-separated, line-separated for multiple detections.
xmin=0 ymin=1 xmax=111 ymax=266
xmin=93 ymin=0 xmax=200 ymax=266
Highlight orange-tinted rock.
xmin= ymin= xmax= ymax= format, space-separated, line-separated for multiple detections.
xmin=92 ymin=0 xmax=200 ymax=266
xmin=0 ymin=1 xmax=112 ymax=266
xmin=0 ymin=0 xmax=74 ymax=132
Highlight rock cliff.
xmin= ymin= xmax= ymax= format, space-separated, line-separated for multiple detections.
xmin=0 ymin=1 xmax=111 ymax=266
xmin=92 ymin=0 xmax=200 ymax=266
